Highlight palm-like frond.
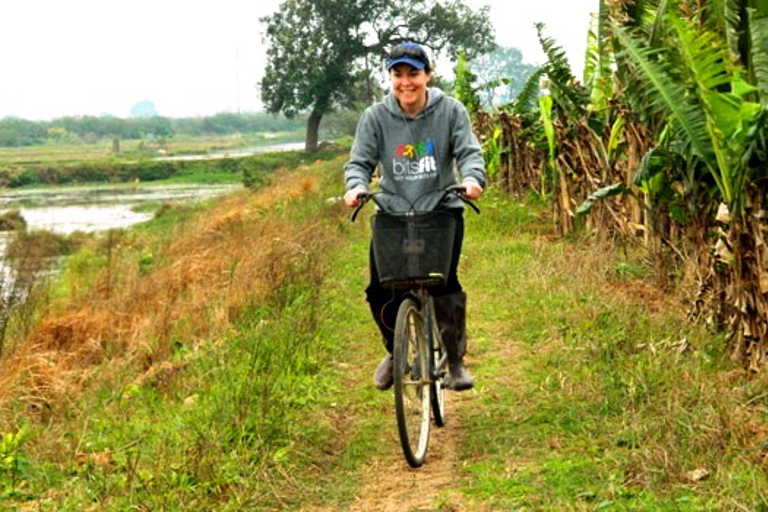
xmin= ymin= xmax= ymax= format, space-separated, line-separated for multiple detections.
xmin=710 ymin=0 xmax=745 ymax=57
xmin=648 ymin=0 xmax=672 ymax=46
xmin=583 ymin=13 xmax=601 ymax=85
xmin=672 ymin=16 xmax=733 ymax=93
xmin=536 ymin=22 xmax=575 ymax=91
xmin=536 ymin=23 xmax=590 ymax=118
xmin=584 ymin=3 xmax=614 ymax=111
xmin=509 ymin=66 xmax=547 ymax=116
xmin=614 ymin=26 xmax=716 ymax=167
xmin=749 ymin=10 xmax=768 ymax=105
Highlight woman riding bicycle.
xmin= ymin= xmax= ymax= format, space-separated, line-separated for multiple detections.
xmin=343 ymin=41 xmax=486 ymax=392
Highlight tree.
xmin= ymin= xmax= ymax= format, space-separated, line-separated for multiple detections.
xmin=470 ymin=46 xmax=539 ymax=108
xmin=260 ymin=0 xmax=496 ymax=153
xmin=130 ymin=100 xmax=158 ymax=118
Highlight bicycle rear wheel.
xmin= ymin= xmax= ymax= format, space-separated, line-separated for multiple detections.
xmin=393 ymin=297 xmax=431 ymax=468
xmin=426 ymin=296 xmax=447 ymax=428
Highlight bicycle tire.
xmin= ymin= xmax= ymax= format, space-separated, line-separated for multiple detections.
xmin=393 ymin=297 xmax=431 ymax=468
xmin=426 ymin=296 xmax=447 ymax=427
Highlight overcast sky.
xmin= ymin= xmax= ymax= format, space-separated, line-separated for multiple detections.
xmin=0 ymin=1 xmax=597 ymax=120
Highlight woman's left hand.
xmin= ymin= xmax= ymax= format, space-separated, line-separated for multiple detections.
xmin=462 ymin=180 xmax=483 ymax=200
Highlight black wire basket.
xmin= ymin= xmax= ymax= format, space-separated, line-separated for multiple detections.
xmin=371 ymin=210 xmax=456 ymax=288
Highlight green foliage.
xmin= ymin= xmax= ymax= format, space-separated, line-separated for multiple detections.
xmin=539 ymin=94 xmax=557 ymax=198
xmin=749 ymin=8 xmax=768 ymax=106
xmin=322 ymin=108 xmax=366 ymax=139
xmin=5 ymin=154 xmax=768 ymax=509
xmin=0 ymin=118 xmax=47 ymax=147
xmin=615 ymin=11 xmax=764 ymax=215
xmin=481 ymin=126 xmax=503 ymax=180
xmin=452 ymin=191 xmax=768 ymax=510
xmin=260 ymin=0 xmax=496 ymax=149
xmin=452 ymin=52 xmax=481 ymax=113
xmin=583 ymin=5 xmax=614 ymax=111
xmin=0 ymin=155 xmax=274 ymax=189
xmin=261 ymin=0 xmax=367 ymax=118
xmin=242 ymin=165 xmax=269 ymax=191
xmin=0 ymin=113 xmax=307 ymax=148
xmin=576 ymin=183 xmax=631 ymax=216
xmin=507 ymin=66 xmax=547 ymax=119
xmin=0 ymin=426 xmax=30 ymax=495
xmin=0 ymin=159 xmax=349 ymax=510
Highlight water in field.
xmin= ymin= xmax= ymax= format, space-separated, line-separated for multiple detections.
xmin=0 ymin=183 xmax=241 ymax=299
xmin=0 ymin=183 xmax=240 ymax=234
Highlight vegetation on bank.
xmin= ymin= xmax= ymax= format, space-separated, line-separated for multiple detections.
xmin=0 ymin=154 xmax=766 ymax=509
xmin=0 ymin=142 xmax=345 ymax=190
xmin=0 ymin=112 xmax=307 ymax=148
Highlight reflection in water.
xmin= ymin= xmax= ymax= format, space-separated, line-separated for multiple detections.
xmin=1 ymin=184 xmax=240 ymax=234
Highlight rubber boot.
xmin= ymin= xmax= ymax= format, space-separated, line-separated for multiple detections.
xmin=368 ymin=293 xmax=398 ymax=390
xmin=433 ymin=291 xmax=474 ymax=391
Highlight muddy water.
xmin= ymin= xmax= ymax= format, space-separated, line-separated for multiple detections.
xmin=0 ymin=183 xmax=240 ymax=234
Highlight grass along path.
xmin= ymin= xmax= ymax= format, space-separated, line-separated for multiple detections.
xmin=2 ymin=154 xmax=767 ymax=510
xmin=317 ymin=184 xmax=768 ymax=510
xmin=316 ymin=192 xmax=552 ymax=511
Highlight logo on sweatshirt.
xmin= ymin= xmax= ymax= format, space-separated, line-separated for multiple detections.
xmin=392 ymin=139 xmax=437 ymax=180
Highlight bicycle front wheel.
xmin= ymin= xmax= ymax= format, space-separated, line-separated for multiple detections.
xmin=393 ymin=297 xmax=431 ymax=468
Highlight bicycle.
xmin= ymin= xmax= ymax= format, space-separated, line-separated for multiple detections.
xmin=351 ymin=186 xmax=479 ymax=468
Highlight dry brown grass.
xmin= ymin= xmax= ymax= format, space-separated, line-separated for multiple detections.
xmin=0 ymin=165 xmax=332 ymax=428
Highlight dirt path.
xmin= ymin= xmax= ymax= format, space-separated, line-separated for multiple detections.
xmin=344 ymin=391 xmax=473 ymax=512
xmin=324 ymin=309 xmax=523 ymax=511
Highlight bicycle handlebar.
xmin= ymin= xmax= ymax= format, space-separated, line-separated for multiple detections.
xmin=350 ymin=185 xmax=480 ymax=222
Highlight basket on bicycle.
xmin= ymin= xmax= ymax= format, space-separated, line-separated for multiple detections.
xmin=371 ymin=210 xmax=456 ymax=288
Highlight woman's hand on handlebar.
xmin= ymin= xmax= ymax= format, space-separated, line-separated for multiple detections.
xmin=461 ymin=180 xmax=483 ymax=200
xmin=344 ymin=186 xmax=368 ymax=207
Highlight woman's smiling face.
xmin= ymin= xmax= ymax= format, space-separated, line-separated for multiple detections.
xmin=389 ymin=63 xmax=431 ymax=116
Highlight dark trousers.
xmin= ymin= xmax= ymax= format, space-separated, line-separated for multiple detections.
xmin=365 ymin=209 xmax=465 ymax=349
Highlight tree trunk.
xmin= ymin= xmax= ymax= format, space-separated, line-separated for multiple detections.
xmin=305 ymin=108 xmax=323 ymax=153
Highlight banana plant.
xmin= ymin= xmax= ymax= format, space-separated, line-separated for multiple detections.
xmin=583 ymin=3 xmax=613 ymax=112
xmin=535 ymin=23 xmax=590 ymax=121
xmin=538 ymin=94 xmax=557 ymax=201
xmin=614 ymin=13 xmax=762 ymax=218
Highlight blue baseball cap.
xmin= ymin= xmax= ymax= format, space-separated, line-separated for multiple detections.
xmin=386 ymin=42 xmax=430 ymax=70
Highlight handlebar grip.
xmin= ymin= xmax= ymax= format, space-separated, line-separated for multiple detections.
xmin=439 ymin=185 xmax=480 ymax=214
xmin=350 ymin=191 xmax=372 ymax=222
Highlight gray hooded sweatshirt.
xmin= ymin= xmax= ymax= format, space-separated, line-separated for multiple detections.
xmin=344 ymin=87 xmax=486 ymax=212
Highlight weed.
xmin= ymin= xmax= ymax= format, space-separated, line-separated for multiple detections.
xmin=0 ymin=426 xmax=29 ymax=496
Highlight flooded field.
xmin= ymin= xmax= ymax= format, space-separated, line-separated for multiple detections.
xmin=0 ymin=183 xmax=240 ymax=234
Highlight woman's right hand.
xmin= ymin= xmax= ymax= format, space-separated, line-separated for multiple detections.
xmin=344 ymin=187 xmax=368 ymax=207
xmin=461 ymin=180 xmax=483 ymax=200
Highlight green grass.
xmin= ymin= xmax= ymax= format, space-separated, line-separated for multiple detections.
xmin=4 ymin=158 xmax=768 ymax=510
xmin=447 ymin=191 xmax=768 ymax=510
